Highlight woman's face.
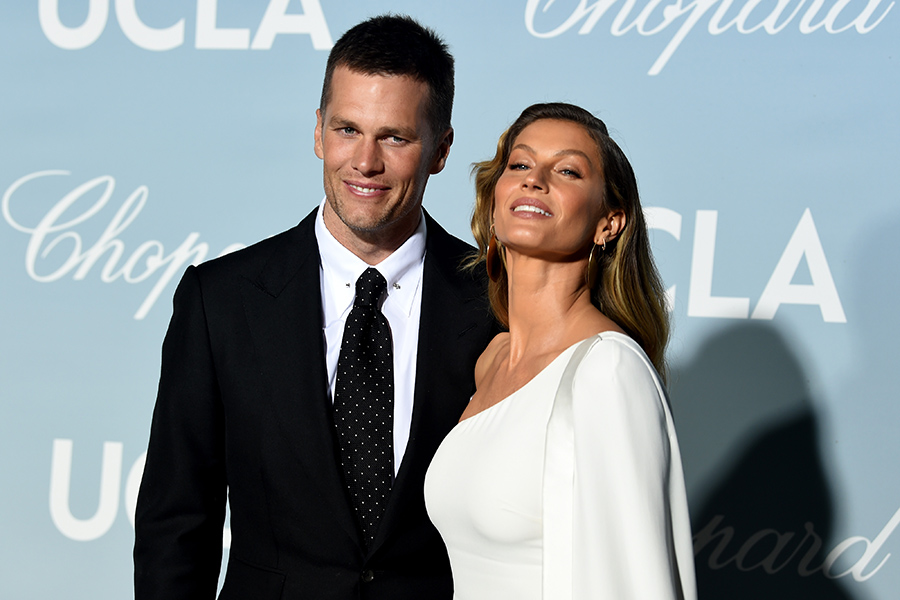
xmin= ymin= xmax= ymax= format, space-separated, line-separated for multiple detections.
xmin=493 ymin=119 xmax=607 ymax=261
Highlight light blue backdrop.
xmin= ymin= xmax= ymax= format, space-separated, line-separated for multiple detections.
xmin=2 ymin=1 xmax=898 ymax=598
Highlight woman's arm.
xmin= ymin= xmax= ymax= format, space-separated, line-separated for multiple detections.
xmin=544 ymin=334 xmax=696 ymax=599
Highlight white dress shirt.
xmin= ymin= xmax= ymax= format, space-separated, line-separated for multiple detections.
xmin=315 ymin=202 xmax=426 ymax=476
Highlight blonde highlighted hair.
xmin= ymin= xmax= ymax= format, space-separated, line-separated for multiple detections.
xmin=469 ymin=103 xmax=670 ymax=381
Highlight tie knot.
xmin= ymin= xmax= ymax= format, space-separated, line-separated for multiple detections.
xmin=353 ymin=267 xmax=387 ymax=308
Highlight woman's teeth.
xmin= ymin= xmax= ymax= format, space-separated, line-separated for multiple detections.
xmin=513 ymin=205 xmax=552 ymax=217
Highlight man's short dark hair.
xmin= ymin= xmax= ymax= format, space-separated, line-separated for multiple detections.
xmin=319 ymin=14 xmax=455 ymax=138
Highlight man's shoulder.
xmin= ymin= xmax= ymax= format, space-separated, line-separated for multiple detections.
xmin=194 ymin=209 xmax=318 ymax=282
xmin=423 ymin=212 xmax=478 ymax=272
xmin=424 ymin=211 xmax=474 ymax=256
xmin=422 ymin=211 xmax=488 ymax=298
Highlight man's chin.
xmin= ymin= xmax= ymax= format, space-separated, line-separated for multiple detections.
xmin=337 ymin=211 xmax=391 ymax=234
xmin=325 ymin=194 xmax=421 ymax=244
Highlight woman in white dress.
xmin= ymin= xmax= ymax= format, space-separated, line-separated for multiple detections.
xmin=424 ymin=103 xmax=697 ymax=600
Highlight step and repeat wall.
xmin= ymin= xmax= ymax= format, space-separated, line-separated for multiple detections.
xmin=2 ymin=1 xmax=897 ymax=598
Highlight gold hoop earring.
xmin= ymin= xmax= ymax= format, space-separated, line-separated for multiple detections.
xmin=586 ymin=243 xmax=600 ymax=290
xmin=486 ymin=224 xmax=503 ymax=282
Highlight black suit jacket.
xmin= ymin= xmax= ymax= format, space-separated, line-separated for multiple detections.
xmin=134 ymin=208 xmax=496 ymax=600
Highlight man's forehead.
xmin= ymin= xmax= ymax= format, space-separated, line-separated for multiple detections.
xmin=334 ymin=64 xmax=423 ymax=86
xmin=324 ymin=67 xmax=429 ymax=110
xmin=322 ymin=69 xmax=430 ymax=127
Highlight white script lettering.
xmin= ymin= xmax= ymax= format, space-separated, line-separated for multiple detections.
xmin=524 ymin=0 xmax=894 ymax=74
xmin=694 ymin=509 xmax=900 ymax=581
xmin=2 ymin=170 xmax=245 ymax=320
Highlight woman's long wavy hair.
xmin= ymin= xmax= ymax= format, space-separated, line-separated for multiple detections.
xmin=469 ymin=102 xmax=670 ymax=381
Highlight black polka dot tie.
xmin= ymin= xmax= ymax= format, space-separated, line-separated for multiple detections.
xmin=333 ymin=267 xmax=394 ymax=547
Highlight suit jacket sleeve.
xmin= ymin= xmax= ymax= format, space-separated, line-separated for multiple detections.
xmin=543 ymin=335 xmax=697 ymax=600
xmin=134 ymin=264 xmax=227 ymax=600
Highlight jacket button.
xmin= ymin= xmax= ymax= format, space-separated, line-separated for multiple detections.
xmin=361 ymin=569 xmax=375 ymax=583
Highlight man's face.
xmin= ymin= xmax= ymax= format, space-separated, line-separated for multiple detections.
xmin=315 ymin=66 xmax=452 ymax=254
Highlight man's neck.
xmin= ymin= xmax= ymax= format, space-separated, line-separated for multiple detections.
xmin=322 ymin=204 xmax=422 ymax=265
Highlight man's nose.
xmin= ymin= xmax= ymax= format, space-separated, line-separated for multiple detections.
xmin=352 ymin=138 xmax=384 ymax=176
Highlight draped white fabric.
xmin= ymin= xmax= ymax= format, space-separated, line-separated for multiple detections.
xmin=426 ymin=333 xmax=696 ymax=599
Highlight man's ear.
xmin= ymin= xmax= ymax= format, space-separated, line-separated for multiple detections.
xmin=595 ymin=209 xmax=627 ymax=244
xmin=314 ymin=109 xmax=325 ymax=160
xmin=429 ymin=128 xmax=454 ymax=175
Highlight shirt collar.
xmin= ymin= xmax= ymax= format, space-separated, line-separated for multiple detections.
xmin=315 ymin=200 xmax=427 ymax=324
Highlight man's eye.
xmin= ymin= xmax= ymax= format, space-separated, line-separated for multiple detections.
xmin=388 ymin=136 xmax=407 ymax=144
xmin=339 ymin=127 xmax=356 ymax=135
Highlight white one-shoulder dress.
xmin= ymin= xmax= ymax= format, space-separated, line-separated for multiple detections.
xmin=424 ymin=332 xmax=696 ymax=600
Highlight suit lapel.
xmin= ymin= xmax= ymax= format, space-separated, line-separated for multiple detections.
xmin=240 ymin=209 xmax=361 ymax=547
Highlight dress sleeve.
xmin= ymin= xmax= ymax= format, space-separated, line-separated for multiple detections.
xmin=542 ymin=335 xmax=696 ymax=600
xmin=133 ymin=265 xmax=227 ymax=600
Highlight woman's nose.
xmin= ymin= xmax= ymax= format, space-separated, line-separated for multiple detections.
xmin=523 ymin=166 xmax=546 ymax=190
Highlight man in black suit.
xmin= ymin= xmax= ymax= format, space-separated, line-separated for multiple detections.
xmin=133 ymin=15 xmax=495 ymax=600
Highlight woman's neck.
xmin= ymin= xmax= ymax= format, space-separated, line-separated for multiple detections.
xmin=503 ymin=253 xmax=598 ymax=367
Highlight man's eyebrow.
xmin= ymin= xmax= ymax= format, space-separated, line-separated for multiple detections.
xmin=327 ymin=115 xmax=419 ymax=141
xmin=327 ymin=116 xmax=357 ymax=129
xmin=379 ymin=126 xmax=420 ymax=141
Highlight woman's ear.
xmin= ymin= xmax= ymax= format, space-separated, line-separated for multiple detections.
xmin=595 ymin=209 xmax=627 ymax=245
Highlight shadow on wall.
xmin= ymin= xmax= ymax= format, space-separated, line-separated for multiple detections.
xmin=670 ymin=322 xmax=856 ymax=600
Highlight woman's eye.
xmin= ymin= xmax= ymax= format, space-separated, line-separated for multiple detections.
xmin=508 ymin=163 xmax=528 ymax=171
xmin=560 ymin=168 xmax=581 ymax=178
